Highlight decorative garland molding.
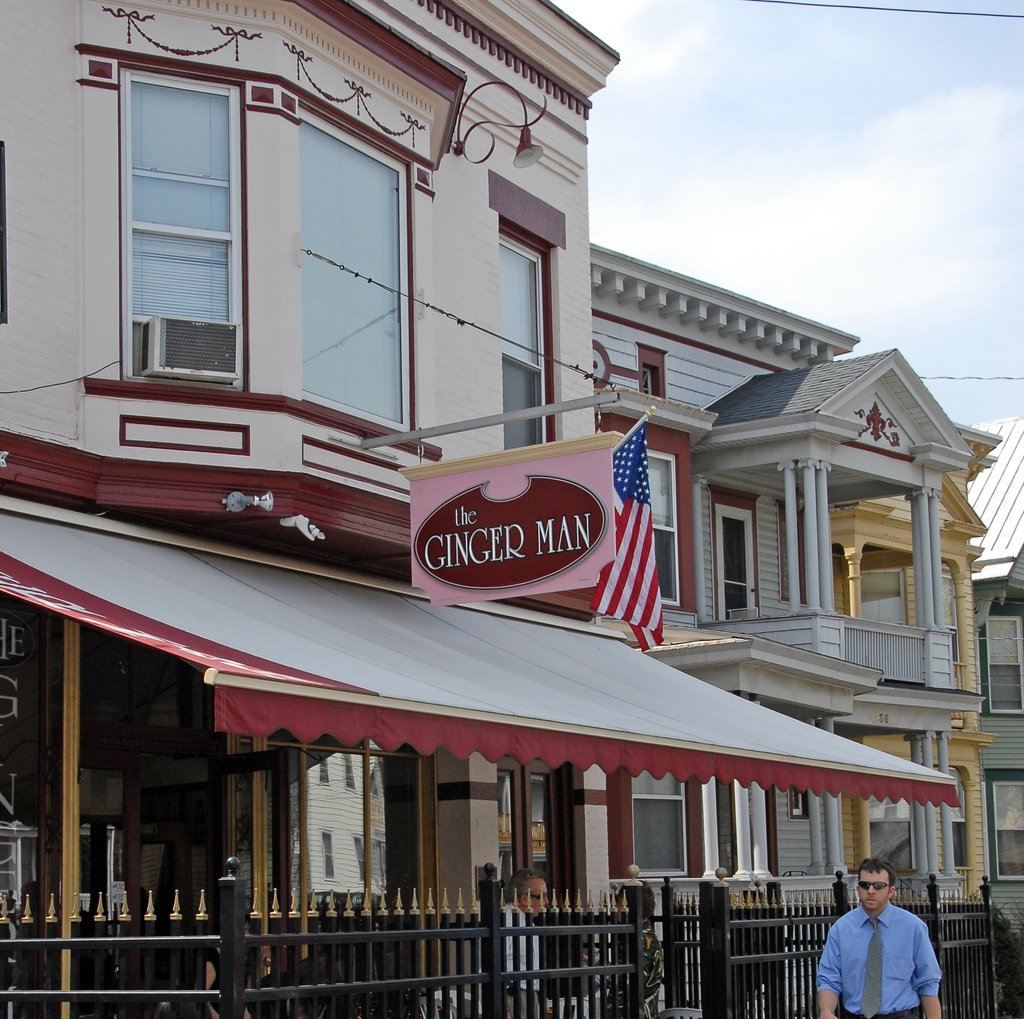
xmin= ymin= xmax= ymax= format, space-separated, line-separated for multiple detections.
xmin=100 ymin=7 xmax=262 ymax=61
xmin=283 ymin=42 xmax=426 ymax=145
xmin=85 ymin=1 xmax=462 ymax=164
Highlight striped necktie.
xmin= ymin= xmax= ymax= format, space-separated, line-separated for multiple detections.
xmin=861 ymin=916 xmax=883 ymax=1018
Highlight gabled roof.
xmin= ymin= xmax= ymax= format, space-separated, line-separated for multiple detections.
xmin=694 ymin=348 xmax=972 ymax=503
xmin=708 ymin=350 xmax=892 ymax=424
xmin=969 ymin=417 xmax=1024 ymax=585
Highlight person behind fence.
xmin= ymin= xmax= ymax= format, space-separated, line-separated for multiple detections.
xmin=639 ymin=883 xmax=664 ymax=1019
xmin=505 ymin=868 xmax=548 ymax=1019
xmin=816 ymin=856 xmax=941 ymax=1019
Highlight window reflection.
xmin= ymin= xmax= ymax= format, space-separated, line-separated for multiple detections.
xmin=289 ymin=745 xmax=418 ymax=910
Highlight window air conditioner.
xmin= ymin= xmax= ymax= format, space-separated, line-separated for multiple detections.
xmin=141 ymin=315 xmax=239 ymax=383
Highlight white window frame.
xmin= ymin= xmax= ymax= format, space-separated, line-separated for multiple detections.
xmin=868 ymin=797 xmax=914 ymax=871
xmin=941 ymin=569 xmax=960 ymax=662
xmin=631 ymin=771 xmax=687 ymax=874
xmin=860 ymin=568 xmax=906 ymax=625
xmin=988 ymin=616 xmax=1024 ymax=713
xmin=994 ymin=781 xmax=1024 ymax=879
xmin=714 ymin=504 xmax=755 ymax=620
xmin=499 ymin=237 xmax=545 ymax=449
xmin=648 ymin=452 xmax=679 ymax=605
xmin=321 ymin=830 xmax=335 ymax=880
xmin=121 ymin=72 xmax=242 ymax=375
xmin=299 ymin=116 xmax=409 ymax=427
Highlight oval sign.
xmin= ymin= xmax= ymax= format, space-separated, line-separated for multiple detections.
xmin=413 ymin=476 xmax=608 ymax=592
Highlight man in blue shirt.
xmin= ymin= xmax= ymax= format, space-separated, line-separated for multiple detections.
xmin=817 ymin=857 xmax=941 ymax=1019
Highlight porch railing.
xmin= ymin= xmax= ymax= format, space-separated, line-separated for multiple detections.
xmin=706 ymin=612 xmax=955 ymax=687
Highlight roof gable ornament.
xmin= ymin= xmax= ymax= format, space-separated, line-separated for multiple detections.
xmin=855 ymin=400 xmax=901 ymax=449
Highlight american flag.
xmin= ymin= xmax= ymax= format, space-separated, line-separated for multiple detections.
xmin=590 ymin=421 xmax=664 ymax=650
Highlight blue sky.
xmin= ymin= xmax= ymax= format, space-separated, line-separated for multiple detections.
xmin=552 ymin=0 xmax=1024 ymax=428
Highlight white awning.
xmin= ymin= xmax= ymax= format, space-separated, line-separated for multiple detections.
xmin=0 ymin=505 xmax=956 ymax=805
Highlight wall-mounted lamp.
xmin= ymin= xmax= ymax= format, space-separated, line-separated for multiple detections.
xmin=451 ymin=80 xmax=546 ymax=168
xmin=222 ymin=491 xmax=274 ymax=513
xmin=280 ymin=515 xmax=325 ymax=542
xmin=0 ymin=452 xmax=8 ymax=468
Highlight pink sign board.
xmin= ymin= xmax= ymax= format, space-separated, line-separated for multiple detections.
xmin=403 ymin=438 xmax=618 ymax=606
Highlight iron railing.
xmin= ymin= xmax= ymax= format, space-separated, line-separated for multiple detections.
xmin=1 ymin=865 xmax=995 ymax=1019
xmin=660 ymin=871 xmax=995 ymax=1019
xmin=0 ymin=860 xmax=643 ymax=1019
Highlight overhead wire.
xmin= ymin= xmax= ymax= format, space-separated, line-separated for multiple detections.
xmin=0 ymin=360 xmax=120 ymax=395
xmin=302 ymin=248 xmax=605 ymax=384
xmin=738 ymin=0 xmax=1024 ymax=17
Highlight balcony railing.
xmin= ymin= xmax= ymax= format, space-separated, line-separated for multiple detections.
xmin=703 ymin=612 xmax=954 ymax=687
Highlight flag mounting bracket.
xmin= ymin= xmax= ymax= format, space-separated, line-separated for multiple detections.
xmin=359 ymin=391 xmax=627 ymax=450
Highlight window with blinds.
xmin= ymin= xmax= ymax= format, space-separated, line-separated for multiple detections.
xmin=124 ymin=75 xmax=240 ymax=380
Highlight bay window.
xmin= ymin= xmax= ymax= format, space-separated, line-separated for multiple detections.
xmin=124 ymin=75 xmax=241 ymax=380
xmin=301 ymin=122 xmax=407 ymax=424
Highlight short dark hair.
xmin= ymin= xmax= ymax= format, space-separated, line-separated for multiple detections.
xmin=857 ymin=857 xmax=896 ymax=886
xmin=509 ymin=868 xmax=547 ymax=902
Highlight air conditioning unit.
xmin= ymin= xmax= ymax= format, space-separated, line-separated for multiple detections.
xmin=140 ymin=316 xmax=239 ymax=383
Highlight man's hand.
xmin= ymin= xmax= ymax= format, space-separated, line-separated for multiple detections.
xmin=817 ymin=987 xmax=840 ymax=1019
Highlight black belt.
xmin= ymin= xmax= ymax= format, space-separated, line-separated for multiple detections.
xmin=844 ymin=1010 xmax=917 ymax=1019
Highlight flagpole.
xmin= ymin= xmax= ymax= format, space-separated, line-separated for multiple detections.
xmin=613 ymin=405 xmax=657 ymax=450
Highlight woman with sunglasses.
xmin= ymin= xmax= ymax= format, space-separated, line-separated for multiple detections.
xmin=817 ymin=857 xmax=941 ymax=1019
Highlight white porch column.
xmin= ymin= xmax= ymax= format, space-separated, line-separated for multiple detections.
xmin=702 ymin=778 xmax=720 ymax=878
xmin=808 ymin=792 xmax=825 ymax=875
xmin=936 ymin=731 xmax=958 ymax=877
xmin=928 ymin=488 xmax=945 ymax=629
xmin=778 ymin=460 xmax=802 ymax=612
xmin=909 ymin=734 xmax=929 ymax=876
xmin=692 ymin=474 xmax=707 ymax=622
xmin=733 ymin=782 xmax=754 ymax=881
xmin=911 ymin=489 xmax=936 ymax=628
xmin=750 ymin=782 xmax=771 ymax=879
xmin=922 ymin=731 xmax=939 ymax=875
xmin=815 ymin=461 xmax=834 ymax=612
xmin=819 ymin=718 xmax=844 ymax=873
xmin=801 ymin=459 xmax=821 ymax=611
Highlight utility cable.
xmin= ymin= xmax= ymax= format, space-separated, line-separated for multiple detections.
xmin=303 ymin=248 xmax=604 ymax=384
xmin=738 ymin=0 xmax=1024 ymax=17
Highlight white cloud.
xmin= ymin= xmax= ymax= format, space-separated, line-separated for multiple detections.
xmin=590 ymin=85 xmax=1024 ymax=332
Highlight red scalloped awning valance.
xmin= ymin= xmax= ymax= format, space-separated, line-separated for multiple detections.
xmin=0 ymin=510 xmax=958 ymax=807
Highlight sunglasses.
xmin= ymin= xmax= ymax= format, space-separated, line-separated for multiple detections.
xmin=857 ymin=880 xmax=890 ymax=891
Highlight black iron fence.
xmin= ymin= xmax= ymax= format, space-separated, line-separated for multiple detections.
xmin=0 ymin=864 xmax=996 ymax=1019
xmin=0 ymin=860 xmax=643 ymax=1019
xmin=661 ymin=871 xmax=996 ymax=1019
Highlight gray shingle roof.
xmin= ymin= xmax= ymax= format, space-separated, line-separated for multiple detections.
xmin=707 ymin=349 xmax=894 ymax=425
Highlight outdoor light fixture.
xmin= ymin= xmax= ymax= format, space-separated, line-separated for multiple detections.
xmin=451 ymin=80 xmax=546 ymax=168
xmin=280 ymin=515 xmax=325 ymax=542
xmin=222 ymin=491 xmax=274 ymax=513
